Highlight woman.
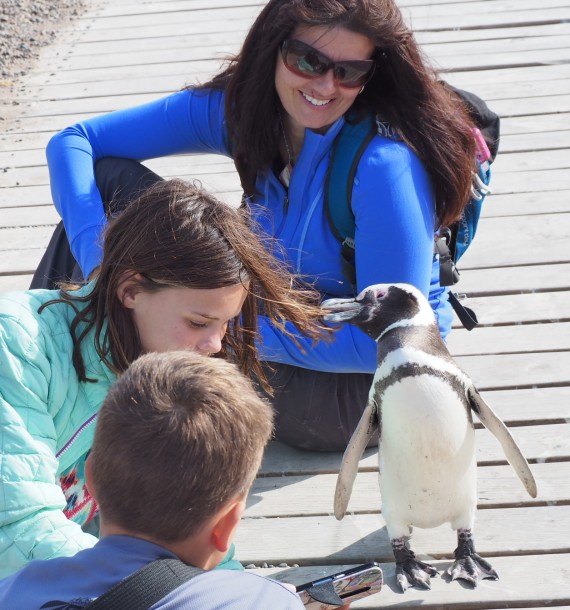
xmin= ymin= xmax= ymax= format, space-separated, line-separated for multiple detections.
xmin=0 ymin=179 xmax=323 ymax=577
xmin=35 ymin=0 xmax=477 ymax=450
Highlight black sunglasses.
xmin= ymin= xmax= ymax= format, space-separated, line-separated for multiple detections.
xmin=281 ymin=39 xmax=375 ymax=89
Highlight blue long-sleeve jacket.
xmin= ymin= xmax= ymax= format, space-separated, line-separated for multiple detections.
xmin=47 ymin=88 xmax=451 ymax=374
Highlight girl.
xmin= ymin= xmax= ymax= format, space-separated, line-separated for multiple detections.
xmin=0 ymin=178 xmax=323 ymax=577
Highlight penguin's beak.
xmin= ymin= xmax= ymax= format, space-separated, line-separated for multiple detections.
xmin=321 ymin=296 xmax=363 ymax=323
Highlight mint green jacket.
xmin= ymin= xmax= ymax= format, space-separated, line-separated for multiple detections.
xmin=0 ymin=285 xmax=116 ymax=577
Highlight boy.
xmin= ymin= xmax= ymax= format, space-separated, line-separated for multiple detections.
xmin=0 ymin=351 xmax=304 ymax=609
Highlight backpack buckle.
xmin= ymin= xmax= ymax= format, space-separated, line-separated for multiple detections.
xmin=435 ymin=230 xmax=460 ymax=287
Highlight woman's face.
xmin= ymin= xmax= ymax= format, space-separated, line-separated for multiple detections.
xmin=275 ymin=25 xmax=375 ymax=137
xmin=119 ymin=278 xmax=248 ymax=356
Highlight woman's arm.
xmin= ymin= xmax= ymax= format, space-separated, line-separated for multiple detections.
xmin=257 ymin=138 xmax=436 ymax=373
xmin=46 ymin=88 xmax=229 ymax=277
xmin=0 ymin=308 xmax=97 ymax=577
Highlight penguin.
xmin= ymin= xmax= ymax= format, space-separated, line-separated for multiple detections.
xmin=322 ymin=283 xmax=537 ymax=592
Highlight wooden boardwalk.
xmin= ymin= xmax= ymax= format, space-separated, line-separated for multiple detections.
xmin=1 ymin=0 xmax=569 ymax=607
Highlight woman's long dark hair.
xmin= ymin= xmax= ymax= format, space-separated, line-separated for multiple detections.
xmin=203 ymin=0 xmax=476 ymax=228
xmin=40 ymin=179 xmax=325 ymax=388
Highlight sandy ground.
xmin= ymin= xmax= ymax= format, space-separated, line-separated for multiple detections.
xmin=0 ymin=0 xmax=86 ymax=80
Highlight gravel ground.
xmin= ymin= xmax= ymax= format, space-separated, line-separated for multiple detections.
xmin=0 ymin=0 xmax=87 ymax=80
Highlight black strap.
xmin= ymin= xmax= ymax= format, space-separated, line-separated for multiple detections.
xmin=449 ymin=291 xmax=479 ymax=331
xmin=435 ymin=230 xmax=460 ymax=288
xmin=84 ymin=558 xmax=204 ymax=610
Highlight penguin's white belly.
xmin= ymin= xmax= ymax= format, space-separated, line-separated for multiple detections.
xmin=378 ymin=374 xmax=477 ymax=538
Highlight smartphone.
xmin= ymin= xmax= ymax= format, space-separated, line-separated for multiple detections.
xmin=296 ymin=562 xmax=383 ymax=609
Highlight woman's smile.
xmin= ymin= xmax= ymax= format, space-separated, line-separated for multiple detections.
xmin=275 ymin=25 xmax=374 ymax=142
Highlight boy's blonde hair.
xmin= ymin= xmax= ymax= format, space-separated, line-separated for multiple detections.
xmin=90 ymin=351 xmax=273 ymax=541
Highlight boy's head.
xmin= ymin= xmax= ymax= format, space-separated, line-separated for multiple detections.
xmin=88 ymin=351 xmax=273 ymax=553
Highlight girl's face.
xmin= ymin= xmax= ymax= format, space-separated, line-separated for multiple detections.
xmin=119 ymin=278 xmax=248 ymax=356
xmin=275 ymin=25 xmax=375 ymax=138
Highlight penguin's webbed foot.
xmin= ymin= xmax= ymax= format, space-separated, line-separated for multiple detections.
xmin=447 ymin=553 xmax=498 ymax=586
xmin=447 ymin=528 xmax=499 ymax=587
xmin=392 ymin=536 xmax=438 ymax=592
xmin=396 ymin=558 xmax=438 ymax=592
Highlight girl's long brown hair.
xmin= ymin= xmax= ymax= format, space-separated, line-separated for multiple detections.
xmin=203 ymin=0 xmax=476 ymax=228
xmin=41 ymin=179 xmax=325 ymax=389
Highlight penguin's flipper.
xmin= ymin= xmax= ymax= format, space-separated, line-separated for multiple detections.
xmin=467 ymin=386 xmax=537 ymax=498
xmin=334 ymin=399 xmax=379 ymax=520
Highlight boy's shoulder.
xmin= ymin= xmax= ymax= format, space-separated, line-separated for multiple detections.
xmin=154 ymin=568 xmax=304 ymax=609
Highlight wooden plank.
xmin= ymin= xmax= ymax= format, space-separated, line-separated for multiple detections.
xmin=0 ymin=154 xmax=236 ymax=187
xmin=448 ymin=321 xmax=570 ymax=355
xmin=0 ymin=181 xmax=241 ymax=210
xmin=0 ymin=226 xmax=60 ymax=251
xmin=475 ymin=387 xmax=570 ymax=425
xmin=0 ymin=248 xmax=46 ymax=275
xmin=253 ymin=554 xmax=570 ymax=609
xmin=448 ymin=292 xmax=570 ymax=325
xmin=247 ymin=462 xmax=570 ymax=518
xmin=493 ymin=149 xmax=569 ymax=173
xmin=234 ymin=505 xmax=570 ymax=564
xmin=455 ymin=76 xmax=570 ymax=103
xmin=0 ymin=185 xmax=53 ymax=209
xmin=39 ymin=12 xmax=255 ymax=37
xmin=403 ymin=0 xmax=570 ymax=17
xmin=448 ymin=63 xmax=570 ymax=87
xmin=457 ymin=263 xmax=570 ymax=295
xmin=0 ymin=132 xmax=53 ymax=153
xmin=0 ymin=206 xmax=59 ymax=228
xmin=79 ymin=2 xmax=260 ymax=21
xmin=500 ymin=112 xmax=570 ymax=136
xmin=422 ymin=19 xmax=570 ymax=43
xmin=51 ymin=21 xmax=246 ymax=45
xmin=0 ymin=275 xmax=33 ymax=294
xmin=490 ymin=93 xmax=570 ymax=118
xmin=38 ymin=32 xmax=242 ymax=60
xmin=447 ymin=420 xmax=568 ymax=464
xmin=480 ymin=191 xmax=570 ymax=218
xmin=425 ymin=34 xmax=570 ymax=59
xmin=433 ymin=49 xmax=570 ymax=73
xmin=260 ymin=423 xmax=570 ymax=477
xmin=460 ymin=215 xmax=570 ymax=268
xmin=501 ymin=130 xmax=570 ymax=153
xmin=456 ymin=352 xmax=570 ymax=390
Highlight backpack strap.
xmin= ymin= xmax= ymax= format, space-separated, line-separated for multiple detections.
xmin=435 ymin=227 xmax=461 ymax=288
xmin=84 ymin=558 xmax=205 ymax=610
xmin=448 ymin=292 xmax=479 ymax=331
xmin=325 ymin=113 xmax=378 ymax=288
